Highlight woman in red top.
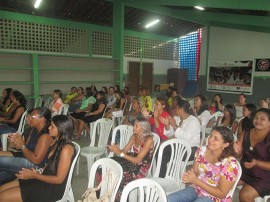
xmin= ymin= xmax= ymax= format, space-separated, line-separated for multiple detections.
xmin=143 ymin=96 xmax=171 ymax=141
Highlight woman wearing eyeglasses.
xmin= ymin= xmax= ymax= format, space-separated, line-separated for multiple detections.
xmin=0 ymin=107 xmax=53 ymax=185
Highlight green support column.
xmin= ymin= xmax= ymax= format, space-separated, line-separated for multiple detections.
xmin=32 ymin=54 xmax=39 ymax=104
xmin=139 ymin=35 xmax=143 ymax=85
xmin=113 ymin=0 xmax=124 ymax=89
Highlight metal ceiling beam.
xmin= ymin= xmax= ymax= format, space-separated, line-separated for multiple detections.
xmin=125 ymin=3 xmax=270 ymax=32
xmin=122 ymin=0 xmax=270 ymax=11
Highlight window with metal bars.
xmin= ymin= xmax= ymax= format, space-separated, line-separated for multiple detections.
xmin=179 ymin=29 xmax=201 ymax=81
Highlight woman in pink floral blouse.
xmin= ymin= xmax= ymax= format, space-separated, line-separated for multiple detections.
xmin=168 ymin=126 xmax=239 ymax=202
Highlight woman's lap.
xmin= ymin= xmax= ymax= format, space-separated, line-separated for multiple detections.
xmin=167 ymin=186 xmax=212 ymax=202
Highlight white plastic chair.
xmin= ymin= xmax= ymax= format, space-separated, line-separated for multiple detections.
xmin=148 ymin=139 xmax=191 ymax=195
xmin=88 ymin=158 xmax=123 ymax=202
xmin=112 ymin=99 xmax=128 ymax=128
xmin=120 ymin=178 xmax=167 ymax=202
xmin=61 ymin=104 xmax=69 ymax=115
xmin=44 ymin=97 xmax=52 ymax=108
xmin=108 ymin=125 xmax=133 ymax=157
xmin=1 ymin=110 xmax=28 ymax=151
xmin=147 ymin=132 xmax=160 ymax=177
xmin=227 ymin=160 xmax=242 ymax=199
xmin=255 ymin=196 xmax=270 ymax=202
xmin=205 ymin=111 xmax=223 ymax=136
xmin=56 ymin=141 xmax=81 ymax=202
xmin=77 ymin=118 xmax=113 ymax=177
xmin=34 ymin=96 xmax=43 ymax=108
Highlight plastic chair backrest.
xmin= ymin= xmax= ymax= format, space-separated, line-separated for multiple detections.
xmin=210 ymin=111 xmax=223 ymax=121
xmin=57 ymin=104 xmax=64 ymax=115
xmin=61 ymin=104 xmax=69 ymax=115
xmin=147 ymin=132 xmax=160 ymax=177
xmin=120 ymin=178 xmax=167 ymax=202
xmin=88 ymin=158 xmax=123 ymax=202
xmin=56 ymin=141 xmax=81 ymax=202
xmin=228 ymin=160 xmax=242 ymax=198
xmin=153 ymin=139 xmax=191 ymax=188
xmin=108 ymin=125 xmax=133 ymax=157
xmin=34 ymin=96 xmax=43 ymax=108
xmin=90 ymin=118 xmax=113 ymax=147
xmin=200 ymin=126 xmax=206 ymax=146
xmin=18 ymin=110 xmax=28 ymax=134
xmin=44 ymin=97 xmax=52 ymax=108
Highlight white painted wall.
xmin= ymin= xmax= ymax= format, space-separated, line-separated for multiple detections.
xmin=200 ymin=26 xmax=270 ymax=77
xmin=123 ymin=57 xmax=179 ymax=75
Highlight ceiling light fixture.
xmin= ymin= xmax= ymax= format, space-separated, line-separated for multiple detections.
xmin=145 ymin=19 xmax=160 ymax=28
xmin=194 ymin=6 xmax=205 ymax=11
xmin=34 ymin=0 xmax=42 ymax=9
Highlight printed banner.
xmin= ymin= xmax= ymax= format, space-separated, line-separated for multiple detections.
xmin=255 ymin=59 xmax=270 ymax=72
xmin=207 ymin=60 xmax=254 ymax=94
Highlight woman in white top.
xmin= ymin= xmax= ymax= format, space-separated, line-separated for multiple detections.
xmin=193 ymin=95 xmax=211 ymax=128
xmin=159 ymin=99 xmax=201 ymax=177
xmin=163 ymin=100 xmax=201 ymax=148
xmin=234 ymin=93 xmax=247 ymax=120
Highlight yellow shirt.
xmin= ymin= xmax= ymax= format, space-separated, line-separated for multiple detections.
xmin=141 ymin=96 xmax=153 ymax=112
xmin=64 ymin=93 xmax=77 ymax=104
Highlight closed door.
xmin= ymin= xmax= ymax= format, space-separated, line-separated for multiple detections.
xmin=142 ymin=63 xmax=153 ymax=93
xmin=128 ymin=62 xmax=140 ymax=96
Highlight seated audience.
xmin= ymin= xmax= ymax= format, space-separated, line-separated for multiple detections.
xmin=109 ymin=117 xmax=154 ymax=201
xmin=234 ymin=93 xmax=247 ymax=120
xmin=237 ymin=104 xmax=257 ymax=139
xmin=49 ymin=89 xmax=63 ymax=117
xmin=168 ymin=126 xmax=239 ymax=202
xmin=216 ymin=104 xmax=238 ymax=134
xmin=90 ymin=84 xmax=98 ymax=97
xmin=0 ymin=115 xmax=75 ymax=202
xmin=0 ymin=90 xmax=27 ymax=135
xmin=105 ymin=91 xmax=125 ymax=119
xmin=142 ymin=96 xmax=170 ymax=142
xmin=63 ymin=87 xmax=77 ymax=104
xmin=152 ymin=84 xmax=161 ymax=98
xmin=167 ymin=87 xmax=178 ymax=107
xmin=140 ymin=87 xmax=153 ymax=112
xmin=0 ymin=107 xmax=52 ymax=185
xmin=0 ymin=88 xmax=13 ymax=113
xmin=122 ymin=87 xmax=131 ymax=115
xmin=209 ymin=94 xmax=223 ymax=114
xmin=259 ymin=98 xmax=269 ymax=109
xmin=114 ymin=84 xmax=120 ymax=93
xmin=193 ymin=95 xmax=211 ymax=128
xmin=68 ymin=87 xmax=84 ymax=112
xmin=75 ymin=91 xmax=107 ymax=139
xmin=107 ymin=86 xmax=116 ymax=109
xmin=163 ymin=99 xmax=201 ymax=158
xmin=234 ymin=108 xmax=270 ymax=202
xmin=123 ymin=97 xmax=144 ymax=126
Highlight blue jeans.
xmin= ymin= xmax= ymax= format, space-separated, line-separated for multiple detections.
xmin=0 ymin=156 xmax=36 ymax=185
xmin=167 ymin=186 xmax=213 ymax=202
xmin=0 ymin=124 xmax=17 ymax=135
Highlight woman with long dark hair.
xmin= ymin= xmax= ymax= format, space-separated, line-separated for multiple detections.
xmin=193 ymin=95 xmax=211 ymax=127
xmin=0 ymin=88 xmax=13 ymax=113
xmin=216 ymin=104 xmax=238 ymax=134
xmin=237 ymin=103 xmax=257 ymax=138
xmin=168 ymin=126 xmax=239 ymax=202
xmin=0 ymin=107 xmax=52 ymax=185
xmin=0 ymin=115 xmax=76 ymax=202
xmin=0 ymin=90 xmax=27 ymax=135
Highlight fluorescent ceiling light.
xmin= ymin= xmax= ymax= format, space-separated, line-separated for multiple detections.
xmin=34 ymin=0 xmax=42 ymax=9
xmin=145 ymin=19 xmax=160 ymax=28
xmin=194 ymin=6 xmax=205 ymax=11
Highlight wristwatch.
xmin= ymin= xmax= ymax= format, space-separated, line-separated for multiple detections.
xmin=120 ymin=152 xmax=124 ymax=158
xmin=21 ymin=145 xmax=27 ymax=150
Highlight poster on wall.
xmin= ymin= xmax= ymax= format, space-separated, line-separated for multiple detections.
xmin=255 ymin=59 xmax=270 ymax=72
xmin=207 ymin=60 xmax=254 ymax=95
